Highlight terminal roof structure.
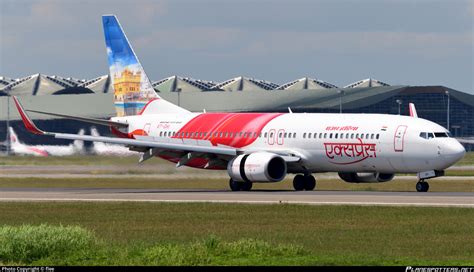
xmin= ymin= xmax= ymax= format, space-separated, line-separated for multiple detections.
xmin=277 ymin=77 xmax=338 ymax=90
xmin=344 ymin=78 xmax=390 ymax=88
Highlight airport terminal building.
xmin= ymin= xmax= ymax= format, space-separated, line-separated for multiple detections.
xmin=1 ymin=74 xmax=473 ymax=150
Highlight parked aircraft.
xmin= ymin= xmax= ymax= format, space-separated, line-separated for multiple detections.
xmin=13 ymin=15 xmax=465 ymax=192
xmin=90 ymin=127 xmax=136 ymax=156
xmin=6 ymin=127 xmax=84 ymax=156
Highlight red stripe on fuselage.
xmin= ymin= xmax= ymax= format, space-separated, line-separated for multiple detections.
xmin=173 ymin=112 xmax=283 ymax=148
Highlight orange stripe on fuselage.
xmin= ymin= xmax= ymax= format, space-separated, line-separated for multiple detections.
xmin=173 ymin=112 xmax=283 ymax=148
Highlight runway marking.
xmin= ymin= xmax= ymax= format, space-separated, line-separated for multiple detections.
xmin=0 ymin=197 xmax=472 ymax=208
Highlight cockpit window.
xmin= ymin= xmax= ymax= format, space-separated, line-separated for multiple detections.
xmin=420 ymin=132 xmax=435 ymax=139
xmin=434 ymin=132 xmax=449 ymax=138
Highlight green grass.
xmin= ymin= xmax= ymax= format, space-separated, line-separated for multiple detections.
xmin=456 ymin=151 xmax=474 ymax=166
xmin=0 ymin=224 xmax=95 ymax=263
xmin=0 ymin=155 xmax=139 ymax=166
xmin=0 ymin=202 xmax=472 ymax=265
xmin=0 ymin=225 xmax=306 ymax=265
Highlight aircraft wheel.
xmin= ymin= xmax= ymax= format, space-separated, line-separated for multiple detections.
xmin=304 ymin=175 xmax=316 ymax=191
xmin=229 ymin=179 xmax=242 ymax=191
xmin=293 ymin=175 xmax=305 ymax=191
xmin=416 ymin=181 xmax=429 ymax=192
xmin=241 ymin=181 xmax=253 ymax=191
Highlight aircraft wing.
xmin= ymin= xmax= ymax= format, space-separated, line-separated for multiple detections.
xmin=13 ymin=96 xmax=303 ymax=165
xmin=13 ymin=97 xmax=237 ymax=157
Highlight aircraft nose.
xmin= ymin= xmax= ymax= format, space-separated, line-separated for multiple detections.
xmin=442 ymin=140 xmax=466 ymax=165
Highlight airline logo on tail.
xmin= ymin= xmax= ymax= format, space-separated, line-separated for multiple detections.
xmin=102 ymin=15 xmax=158 ymax=117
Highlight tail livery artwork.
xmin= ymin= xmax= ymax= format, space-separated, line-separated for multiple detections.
xmin=13 ymin=15 xmax=466 ymax=192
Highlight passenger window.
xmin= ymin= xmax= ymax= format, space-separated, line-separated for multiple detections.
xmin=324 ymin=133 xmax=327 ymax=138
xmin=371 ymin=134 xmax=374 ymax=139
xmin=335 ymin=133 xmax=338 ymax=139
xmin=376 ymin=134 xmax=379 ymax=139
xmin=330 ymin=133 xmax=333 ymax=139
xmin=253 ymin=132 xmax=257 ymax=138
xmin=319 ymin=133 xmax=322 ymax=139
xmin=346 ymin=133 xmax=349 ymax=139
xmin=308 ymin=133 xmax=312 ymax=139
xmin=284 ymin=132 xmax=287 ymax=138
xmin=293 ymin=133 xmax=296 ymax=138
xmin=279 ymin=132 xmax=282 ymax=138
xmin=366 ymin=133 xmax=369 ymax=139
xmin=303 ymin=133 xmax=306 ymax=139
xmin=264 ymin=132 xmax=268 ymax=138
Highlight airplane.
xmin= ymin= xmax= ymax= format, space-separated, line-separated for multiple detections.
xmin=90 ymin=127 xmax=137 ymax=156
xmin=6 ymin=126 xmax=85 ymax=156
xmin=12 ymin=15 xmax=465 ymax=192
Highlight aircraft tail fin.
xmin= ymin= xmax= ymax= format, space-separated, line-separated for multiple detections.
xmin=102 ymin=15 xmax=189 ymax=116
xmin=73 ymin=129 xmax=85 ymax=151
xmin=8 ymin=127 xmax=20 ymax=146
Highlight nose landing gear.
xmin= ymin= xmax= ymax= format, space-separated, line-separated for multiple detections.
xmin=415 ymin=170 xmax=444 ymax=192
xmin=416 ymin=180 xmax=430 ymax=192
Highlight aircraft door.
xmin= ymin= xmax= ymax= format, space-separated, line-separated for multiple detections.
xmin=277 ymin=129 xmax=285 ymax=145
xmin=394 ymin=125 xmax=407 ymax=152
xmin=268 ymin=129 xmax=276 ymax=145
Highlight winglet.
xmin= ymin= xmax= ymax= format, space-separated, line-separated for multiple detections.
xmin=12 ymin=96 xmax=46 ymax=135
xmin=409 ymin=103 xmax=418 ymax=118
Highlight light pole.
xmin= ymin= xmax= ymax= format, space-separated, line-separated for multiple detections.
xmin=445 ymin=90 xmax=450 ymax=132
xmin=396 ymin=99 xmax=402 ymax=115
xmin=337 ymin=90 xmax=345 ymax=114
xmin=5 ymin=95 xmax=10 ymax=156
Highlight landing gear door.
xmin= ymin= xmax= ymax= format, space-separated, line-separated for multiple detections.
xmin=394 ymin=125 xmax=407 ymax=152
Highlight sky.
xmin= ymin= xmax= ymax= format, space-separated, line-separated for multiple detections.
xmin=1 ymin=0 xmax=473 ymax=93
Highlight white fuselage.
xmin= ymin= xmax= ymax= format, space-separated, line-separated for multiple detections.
xmin=113 ymin=112 xmax=465 ymax=173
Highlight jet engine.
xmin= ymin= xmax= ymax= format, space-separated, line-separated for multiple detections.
xmin=338 ymin=172 xmax=395 ymax=183
xmin=227 ymin=152 xmax=287 ymax=183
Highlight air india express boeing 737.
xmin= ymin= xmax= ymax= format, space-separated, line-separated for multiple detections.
xmin=13 ymin=15 xmax=466 ymax=192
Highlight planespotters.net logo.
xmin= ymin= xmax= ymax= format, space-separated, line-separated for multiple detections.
xmin=406 ymin=267 xmax=474 ymax=272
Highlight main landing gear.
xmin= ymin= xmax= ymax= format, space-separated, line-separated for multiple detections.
xmin=229 ymin=179 xmax=253 ymax=191
xmin=416 ymin=180 xmax=430 ymax=192
xmin=293 ymin=174 xmax=316 ymax=191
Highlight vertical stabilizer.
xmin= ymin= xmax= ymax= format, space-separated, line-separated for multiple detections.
xmin=102 ymin=15 xmax=189 ymax=116
xmin=8 ymin=127 xmax=20 ymax=146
